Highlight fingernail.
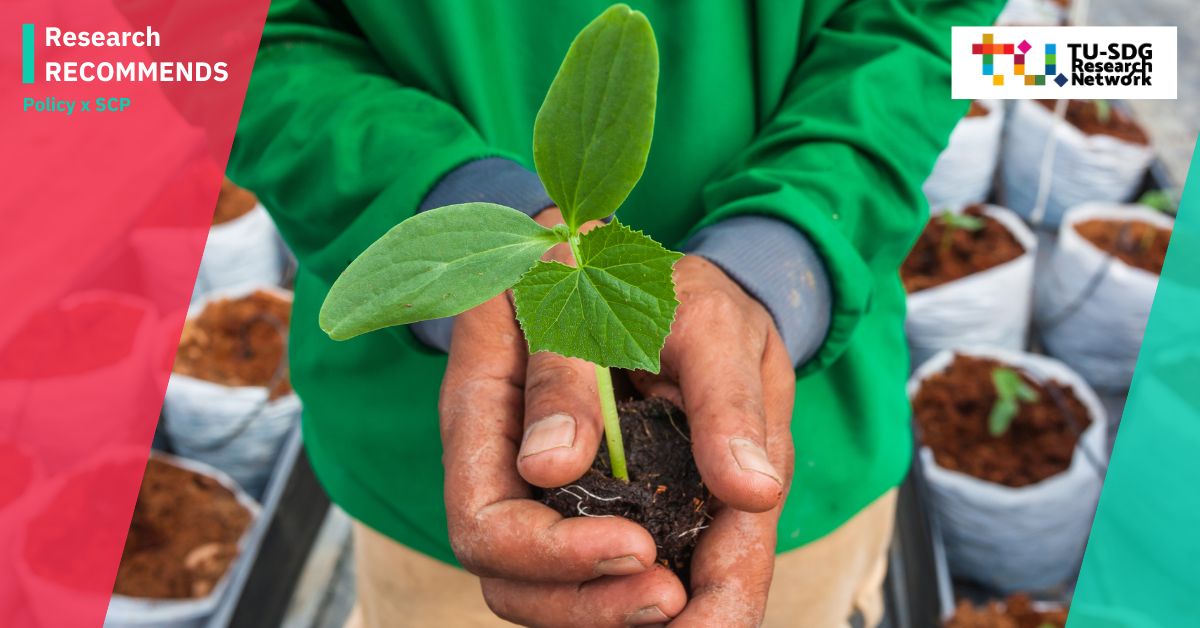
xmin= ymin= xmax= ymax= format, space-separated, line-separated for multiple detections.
xmin=729 ymin=438 xmax=783 ymax=486
xmin=626 ymin=606 xmax=670 ymax=626
xmin=519 ymin=413 xmax=576 ymax=459
xmin=595 ymin=555 xmax=645 ymax=576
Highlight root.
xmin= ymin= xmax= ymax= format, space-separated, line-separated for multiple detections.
xmin=666 ymin=410 xmax=691 ymax=443
xmin=674 ymin=521 xmax=709 ymax=538
xmin=557 ymin=486 xmax=618 ymax=518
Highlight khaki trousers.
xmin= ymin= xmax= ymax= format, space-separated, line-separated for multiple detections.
xmin=344 ymin=489 xmax=896 ymax=628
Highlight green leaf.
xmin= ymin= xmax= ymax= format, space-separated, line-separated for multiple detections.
xmin=1015 ymin=380 xmax=1040 ymax=403
xmin=511 ymin=219 xmax=682 ymax=372
xmin=989 ymin=397 xmax=1018 ymax=437
xmin=941 ymin=212 xmax=986 ymax=232
xmin=533 ymin=4 xmax=658 ymax=232
xmin=989 ymin=367 xmax=1039 ymax=437
xmin=320 ymin=203 xmax=561 ymax=340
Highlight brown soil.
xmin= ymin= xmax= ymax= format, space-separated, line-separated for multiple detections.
xmin=541 ymin=397 xmax=711 ymax=579
xmin=1037 ymin=100 xmax=1150 ymax=145
xmin=902 ymin=205 xmax=1026 ymax=293
xmin=0 ymin=300 xmax=145 ymax=379
xmin=913 ymin=354 xmax=1091 ymax=487
xmin=173 ymin=291 xmax=292 ymax=398
xmin=114 ymin=458 xmax=253 ymax=599
xmin=211 ymin=177 xmax=259 ymax=226
xmin=1075 ymin=219 xmax=1171 ymax=275
xmin=24 ymin=459 xmax=148 ymax=592
xmin=946 ymin=594 xmax=1069 ymax=628
xmin=0 ymin=441 xmax=34 ymax=510
xmin=966 ymin=101 xmax=990 ymax=118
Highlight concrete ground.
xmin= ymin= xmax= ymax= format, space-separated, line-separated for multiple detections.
xmin=277 ymin=4 xmax=1199 ymax=627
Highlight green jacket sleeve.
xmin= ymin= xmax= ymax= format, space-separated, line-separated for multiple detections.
xmin=693 ymin=0 xmax=1004 ymax=377
xmin=226 ymin=0 xmax=514 ymax=286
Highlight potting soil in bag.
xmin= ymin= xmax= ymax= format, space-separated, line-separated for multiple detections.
xmin=164 ymin=285 xmax=299 ymax=499
xmin=1001 ymin=100 xmax=1154 ymax=229
xmin=15 ymin=449 xmax=258 ymax=628
xmin=1035 ymin=203 xmax=1171 ymax=393
xmin=923 ymin=100 xmax=1004 ymax=210
xmin=903 ymin=205 xmax=1036 ymax=368
xmin=103 ymin=453 xmax=259 ymax=628
xmin=910 ymin=347 xmax=1108 ymax=593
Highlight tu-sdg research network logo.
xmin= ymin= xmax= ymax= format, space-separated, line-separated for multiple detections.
xmin=972 ymin=32 xmax=1156 ymax=89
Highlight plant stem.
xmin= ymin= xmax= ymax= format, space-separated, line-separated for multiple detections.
xmin=940 ymin=223 xmax=955 ymax=251
xmin=594 ymin=364 xmax=629 ymax=481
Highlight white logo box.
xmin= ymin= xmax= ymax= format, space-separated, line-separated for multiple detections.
xmin=951 ymin=26 xmax=1177 ymax=100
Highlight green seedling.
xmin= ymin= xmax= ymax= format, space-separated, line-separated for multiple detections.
xmin=989 ymin=367 xmax=1039 ymax=437
xmin=318 ymin=5 xmax=670 ymax=482
xmin=939 ymin=211 xmax=986 ymax=251
xmin=1094 ymin=99 xmax=1112 ymax=126
xmin=1134 ymin=190 xmax=1176 ymax=251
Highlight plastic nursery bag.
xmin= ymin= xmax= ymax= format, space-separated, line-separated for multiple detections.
xmin=1001 ymin=100 xmax=1154 ymax=229
xmin=923 ymin=100 xmax=1005 ymax=210
xmin=101 ymin=452 xmax=262 ymax=628
xmin=15 ymin=449 xmax=259 ymax=628
xmin=911 ymin=347 xmax=1108 ymax=593
xmin=1035 ymin=203 xmax=1171 ymax=393
xmin=191 ymin=204 xmax=285 ymax=303
xmin=906 ymin=205 xmax=1037 ymax=369
xmin=163 ymin=284 xmax=300 ymax=499
xmin=995 ymin=0 xmax=1065 ymax=26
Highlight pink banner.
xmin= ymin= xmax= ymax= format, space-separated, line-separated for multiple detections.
xmin=0 ymin=0 xmax=268 ymax=623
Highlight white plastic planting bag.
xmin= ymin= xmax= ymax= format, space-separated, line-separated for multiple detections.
xmin=906 ymin=205 xmax=1037 ymax=369
xmin=995 ymin=0 xmax=1065 ymax=26
xmin=911 ymin=347 xmax=1107 ymax=593
xmin=923 ymin=100 xmax=1004 ymax=210
xmin=16 ymin=449 xmax=259 ymax=628
xmin=103 ymin=452 xmax=261 ymax=628
xmin=1035 ymin=203 xmax=1171 ymax=393
xmin=163 ymin=284 xmax=300 ymax=499
xmin=0 ymin=291 xmax=159 ymax=474
xmin=1001 ymin=100 xmax=1154 ymax=229
xmin=191 ymin=204 xmax=285 ymax=303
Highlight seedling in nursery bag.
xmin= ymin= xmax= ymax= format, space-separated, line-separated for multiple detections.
xmin=901 ymin=205 xmax=1036 ymax=367
xmin=1002 ymin=99 xmax=1154 ymax=228
xmin=909 ymin=348 xmax=1107 ymax=592
xmin=988 ymin=367 xmax=1039 ymax=437
xmin=320 ymin=5 xmax=710 ymax=573
xmin=1034 ymin=203 xmax=1174 ymax=392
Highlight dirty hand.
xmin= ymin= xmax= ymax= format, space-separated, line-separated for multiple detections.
xmin=440 ymin=208 xmax=795 ymax=627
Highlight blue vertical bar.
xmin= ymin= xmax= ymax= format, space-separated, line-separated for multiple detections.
xmin=23 ymin=24 xmax=34 ymax=84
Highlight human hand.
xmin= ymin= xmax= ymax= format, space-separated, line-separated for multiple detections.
xmin=441 ymin=208 xmax=796 ymax=627
xmin=440 ymin=209 xmax=687 ymax=627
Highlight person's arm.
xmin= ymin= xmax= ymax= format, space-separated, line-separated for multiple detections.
xmin=226 ymin=0 xmax=541 ymax=287
xmin=686 ymin=0 xmax=1007 ymax=378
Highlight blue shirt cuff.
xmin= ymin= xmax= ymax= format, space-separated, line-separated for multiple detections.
xmin=682 ymin=216 xmax=832 ymax=368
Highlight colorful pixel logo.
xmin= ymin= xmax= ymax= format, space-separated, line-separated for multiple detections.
xmin=973 ymin=33 xmax=1068 ymax=87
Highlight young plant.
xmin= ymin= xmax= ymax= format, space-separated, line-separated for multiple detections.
xmin=1093 ymin=99 xmax=1112 ymax=127
xmin=939 ymin=211 xmax=986 ymax=251
xmin=318 ymin=4 xmax=671 ymax=482
xmin=989 ymin=367 xmax=1039 ymax=437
